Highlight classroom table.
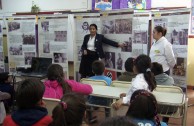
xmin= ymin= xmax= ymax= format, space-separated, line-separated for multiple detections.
xmin=89 ymin=84 xmax=185 ymax=106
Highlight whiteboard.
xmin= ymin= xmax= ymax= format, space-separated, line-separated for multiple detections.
xmin=0 ymin=0 xmax=90 ymax=13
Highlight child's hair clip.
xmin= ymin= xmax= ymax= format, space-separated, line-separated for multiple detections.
xmin=60 ymin=101 xmax=67 ymax=110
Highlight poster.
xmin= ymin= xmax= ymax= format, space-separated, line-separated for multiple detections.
xmin=74 ymin=13 xmax=100 ymax=81
xmin=128 ymin=0 xmax=151 ymax=9
xmin=94 ymin=0 xmax=112 ymax=10
xmin=191 ymin=0 xmax=194 ymax=34
xmin=132 ymin=12 xmax=149 ymax=57
xmin=100 ymin=9 xmax=134 ymax=80
xmin=6 ymin=16 xmax=36 ymax=73
xmin=0 ymin=18 xmax=4 ymax=72
xmin=38 ymin=15 xmax=69 ymax=78
xmin=152 ymin=9 xmax=190 ymax=87
xmin=92 ymin=0 xmax=151 ymax=10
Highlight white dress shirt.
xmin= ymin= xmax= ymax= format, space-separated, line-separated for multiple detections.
xmin=149 ymin=36 xmax=176 ymax=72
xmin=87 ymin=35 xmax=96 ymax=51
xmin=122 ymin=73 xmax=150 ymax=104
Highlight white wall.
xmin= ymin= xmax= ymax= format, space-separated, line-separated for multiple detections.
xmin=152 ymin=0 xmax=191 ymax=8
xmin=0 ymin=0 xmax=91 ymax=14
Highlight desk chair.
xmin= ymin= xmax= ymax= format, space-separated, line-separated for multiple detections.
xmin=111 ymin=80 xmax=131 ymax=88
xmin=80 ymin=78 xmax=110 ymax=119
xmin=154 ymin=85 xmax=187 ymax=126
xmin=80 ymin=78 xmax=108 ymax=86
xmin=43 ymin=97 xmax=60 ymax=115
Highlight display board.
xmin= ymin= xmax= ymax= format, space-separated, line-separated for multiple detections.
xmin=152 ymin=9 xmax=190 ymax=87
xmin=74 ymin=13 xmax=100 ymax=81
xmin=0 ymin=18 xmax=4 ymax=72
xmin=101 ymin=10 xmax=149 ymax=80
xmin=100 ymin=9 xmax=134 ymax=80
xmin=38 ymin=15 xmax=69 ymax=78
xmin=6 ymin=16 xmax=36 ymax=73
xmin=191 ymin=0 xmax=194 ymax=34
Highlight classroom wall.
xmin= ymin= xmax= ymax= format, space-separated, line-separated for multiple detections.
xmin=152 ymin=0 xmax=191 ymax=8
xmin=187 ymin=38 xmax=194 ymax=86
xmin=0 ymin=0 xmax=91 ymax=14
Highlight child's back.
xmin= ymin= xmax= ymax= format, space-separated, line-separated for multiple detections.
xmin=0 ymin=72 xmax=14 ymax=112
xmin=88 ymin=60 xmax=112 ymax=122
xmin=3 ymin=79 xmax=52 ymax=126
xmin=43 ymin=64 xmax=92 ymax=99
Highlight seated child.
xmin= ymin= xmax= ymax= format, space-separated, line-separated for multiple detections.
xmin=89 ymin=60 xmax=112 ymax=85
xmin=88 ymin=60 xmax=112 ymax=123
xmin=118 ymin=57 xmax=136 ymax=81
xmin=126 ymin=90 xmax=167 ymax=126
xmin=151 ymin=62 xmax=174 ymax=85
xmin=49 ymin=93 xmax=86 ymax=126
xmin=0 ymin=72 xmax=14 ymax=112
xmin=113 ymin=54 xmax=156 ymax=110
xmin=43 ymin=64 xmax=92 ymax=99
xmin=3 ymin=78 xmax=52 ymax=126
xmin=100 ymin=116 xmax=137 ymax=126
xmin=151 ymin=62 xmax=175 ymax=124
xmin=0 ymin=91 xmax=10 ymax=124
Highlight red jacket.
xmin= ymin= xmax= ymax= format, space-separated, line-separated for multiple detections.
xmin=3 ymin=115 xmax=52 ymax=126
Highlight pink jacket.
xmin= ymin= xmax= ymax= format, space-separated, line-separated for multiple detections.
xmin=43 ymin=80 xmax=93 ymax=99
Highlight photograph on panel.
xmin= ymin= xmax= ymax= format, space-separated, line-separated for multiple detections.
xmin=22 ymin=34 xmax=35 ymax=45
xmin=77 ymin=46 xmax=82 ymax=61
xmin=24 ymin=52 xmax=35 ymax=65
xmin=41 ymin=21 xmax=49 ymax=32
xmin=115 ymin=19 xmax=132 ymax=34
xmin=104 ymin=52 xmax=115 ymax=69
xmin=0 ymin=52 xmax=3 ymax=61
xmin=154 ymin=18 xmax=168 ymax=28
xmin=122 ymin=37 xmax=132 ymax=52
xmin=9 ymin=45 xmax=22 ymax=55
xmin=8 ymin=22 xmax=20 ymax=32
xmin=54 ymin=31 xmax=67 ymax=42
xmin=170 ymin=29 xmax=188 ymax=45
xmin=53 ymin=53 xmax=67 ymax=63
xmin=102 ymin=20 xmax=115 ymax=34
xmin=0 ymin=37 xmax=2 ymax=46
xmin=43 ymin=42 xmax=50 ymax=53
xmin=82 ymin=21 xmax=90 ymax=33
xmin=173 ymin=57 xmax=186 ymax=77
xmin=0 ymin=24 xmax=2 ymax=33
xmin=116 ymin=52 xmax=123 ymax=70
xmin=133 ymin=31 xmax=148 ymax=44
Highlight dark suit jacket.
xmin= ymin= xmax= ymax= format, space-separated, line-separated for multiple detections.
xmin=81 ymin=34 xmax=119 ymax=58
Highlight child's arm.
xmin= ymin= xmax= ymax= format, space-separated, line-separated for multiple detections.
xmin=0 ymin=91 xmax=11 ymax=101
xmin=66 ymin=80 xmax=93 ymax=95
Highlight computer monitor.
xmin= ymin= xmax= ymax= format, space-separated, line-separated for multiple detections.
xmin=31 ymin=57 xmax=52 ymax=74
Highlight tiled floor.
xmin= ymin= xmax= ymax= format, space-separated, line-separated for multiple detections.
xmin=90 ymin=89 xmax=194 ymax=126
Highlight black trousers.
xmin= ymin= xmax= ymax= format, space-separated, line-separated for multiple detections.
xmin=79 ymin=50 xmax=99 ymax=78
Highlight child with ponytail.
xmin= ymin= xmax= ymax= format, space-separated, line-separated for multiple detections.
xmin=49 ymin=93 xmax=87 ymax=126
xmin=43 ymin=64 xmax=92 ymax=99
xmin=113 ymin=54 xmax=156 ymax=109
xmin=126 ymin=90 xmax=167 ymax=126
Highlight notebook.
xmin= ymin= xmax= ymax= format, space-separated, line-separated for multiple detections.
xmin=20 ymin=57 xmax=52 ymax=77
